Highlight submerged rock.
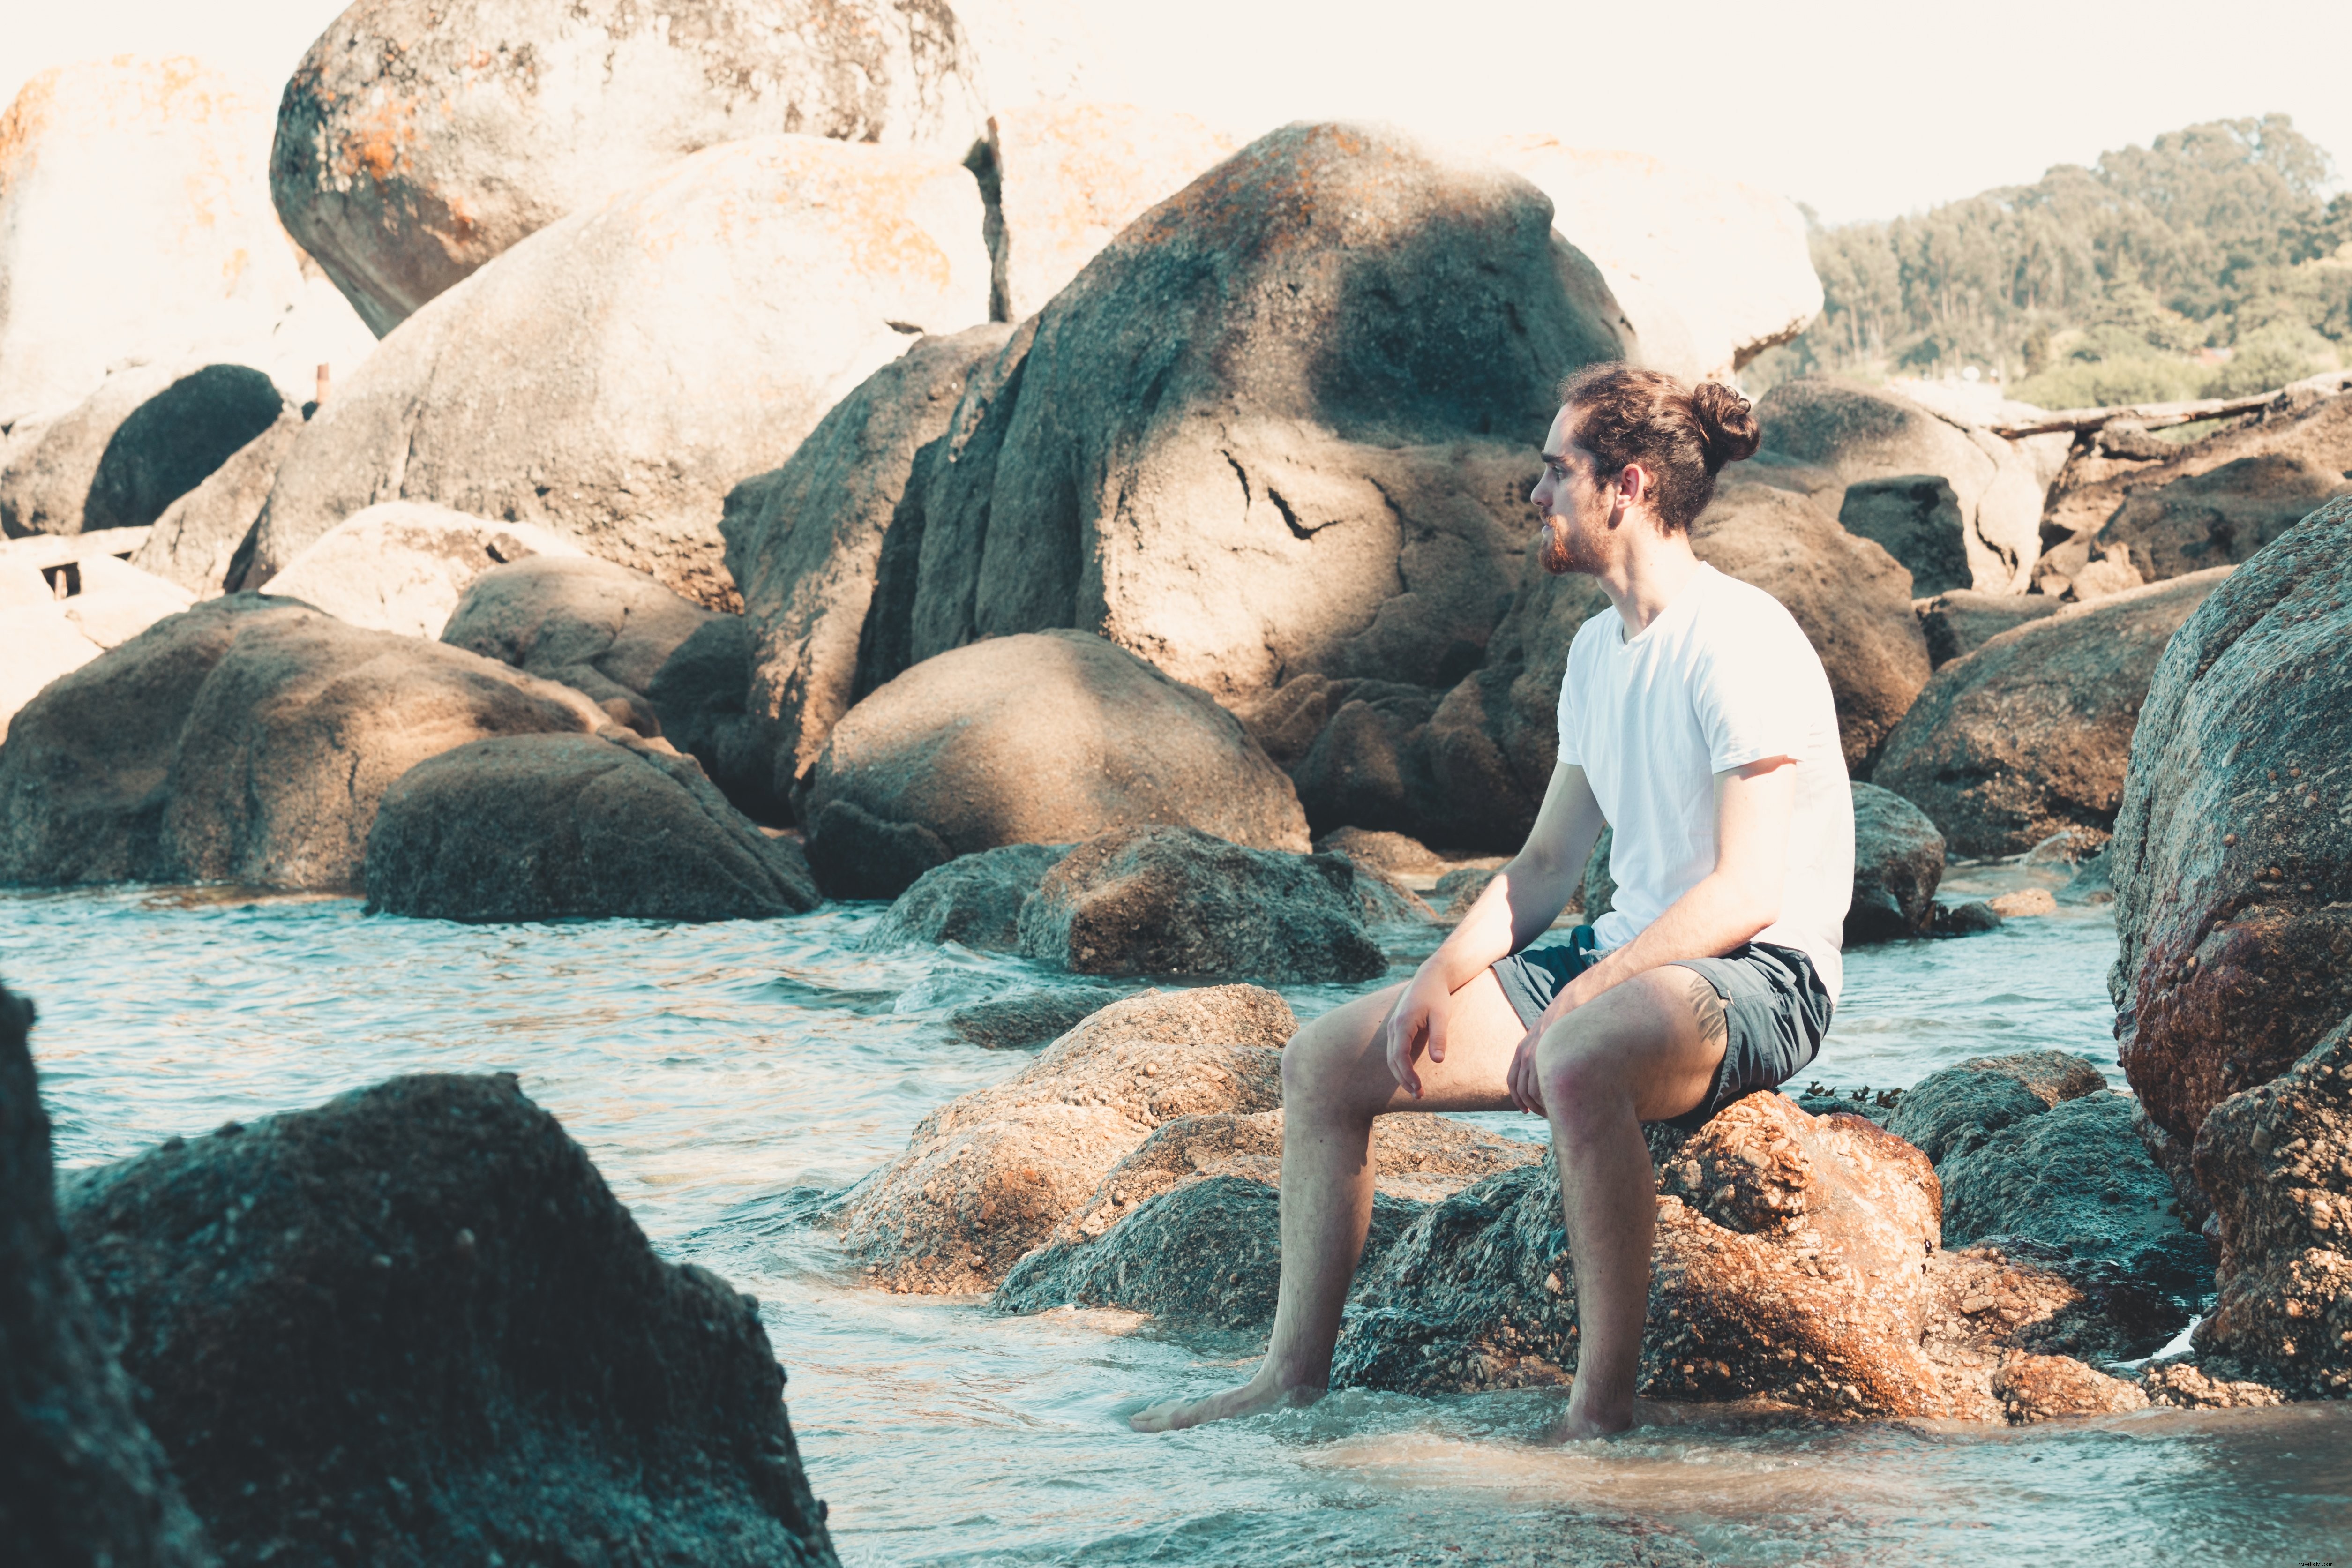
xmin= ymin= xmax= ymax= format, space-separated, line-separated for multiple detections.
xmin=0 ymin=982 xmax=213 ymax=1567
xmin=440 ymin=554 xmax=720 ymax=735
xmin=945 ymin=984 xmax=1128 ymax=1050
xmin=1847 ymin=782 xmax=1944 ymax=944
xmin=2108 ymin=497 xmax=2352 ymax=1159
xmin=0 ymin=595 xmax=606 ymax=889
xmin=365 ymin=732 xmax=819 ymax=922
xmin=801 ymin=630 xmax=1308 ymax=900
xmin=61 ymin=1073 xmax=839 ymax=1565
xmin=836 ymin=986 xmax=1295 ymax=1291
xmin=867 ymin=843 xmax=1072 ymax=953
xmin=1874 ymin=568 xmax=2232 ymax=857
xmin=1016 ymin=825 xmax=1388 ymax=983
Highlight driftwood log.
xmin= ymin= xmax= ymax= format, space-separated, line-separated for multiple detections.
xmin=1988 ymin=369 xmax=2352 ymax=439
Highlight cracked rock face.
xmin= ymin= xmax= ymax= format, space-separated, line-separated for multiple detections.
xmin=270 ymin=0 xmax=991 ymax=336
xmin=836 ymin=986 xmax=1295 ymax=1292
xmin=859 ymin=120 xmax=1625 ymax=711
xmin=2109 ymin=496 xmax=2352 ymax=1150
xmin=0 ymin=595 xmax=608 ymax=889
xmin=249 ymin=135 xmax=991 ymax=609
xmin=364 ymin=731 xmax=820 ymax=921
xmin=61 ymin=1073 xmax=838 ymax=1567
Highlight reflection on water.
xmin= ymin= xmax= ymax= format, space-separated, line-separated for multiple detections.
xmin=3 ymin=884 xmax=2345 ymax=1567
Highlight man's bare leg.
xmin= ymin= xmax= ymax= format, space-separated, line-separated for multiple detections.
xmin=1128 ymin=973 xmax=1527 ymax=1431
xmin=1536 ymin=966 xmax=1727 ymax=1440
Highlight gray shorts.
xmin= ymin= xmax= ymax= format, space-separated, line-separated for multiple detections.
xmin=1491 ymin=930 xmax=1832 ymax=1130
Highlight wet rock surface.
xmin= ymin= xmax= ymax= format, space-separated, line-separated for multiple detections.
xmin=2108 ymin=496 xmax=2352 ymax=1150
xmin=364 ymin=732 xmax=820 ymax=922
xmin=867 ymin=842 xmax=1074 ymax=953
xmin=801 ymin=630 xmax=1308 ymax=900
xmin=945 ymin=984 xmax=1129 ymax=1050
xmin=1016 ymin=825 xmax=1388 ymax=983
xmin=2190 ymin=1010 xmax=2352 ymax=1397
xmin=60 ymin=1073 xmax=838 ymax=1566
xmin=271 ymin=0 xmax=990 ymax=333
xmin=728 ymin=326 xmax=1012 ymax=809
xmin=0 ymin=982 xmax=214 ymax=1567
xmin=1874 ymin=567 xmax=2232 ymax=856
xmin=1847 ymin=782 xmax=1944 ymax=943
xmin=440 ymin=554 xmax=720 ymax=737
xmin=0 ymin=596 xmax=607 ymax=889
xmin=836 ymin=986 xmax=1295 ymax=1292
xmin=250 ymin=135 xmax=990 ymax=608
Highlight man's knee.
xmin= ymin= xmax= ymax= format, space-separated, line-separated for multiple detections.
xmin=1534 ymin=1020 xmax=1635 ymax=1120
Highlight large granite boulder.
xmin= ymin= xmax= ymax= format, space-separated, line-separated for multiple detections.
xmin=0 ymin=595 xmax=606 ymax=888
xmin=61 ymin=1073 xmax=838 ymax=1566
xmin=2039 ymin=385 xmax=2352 ymax=580
xmin=271 ymin=0 xmax=992 ymax=335
xmin=1755 ymin=378 xmax=2045 ymax=593
xmin=978 ymin=101 xmax=1238 ymax=321
xmin=365 ymin=732 xmax=819 ymax=922
xmin=865 ymin=842 xmax=1071 ymax=952
xmin=0 ymin=982 xmax=214 ymax=1567
xmin=836 ymin=986 xmax=1296 ymax=1291
xmin=1015 ymin=825 xmax=1388 ymax=982
xmin=1886 ymin=1051 xmax=2109 ymax=1166
xmin=2192 ymin=1011 xmax=2352 ymax=1397
xmin=1848 ymin=782 xmax=1944 ymax=944
xmin=441 ymin=554 xmax=721 ymax=735
xmin=263 ymin=501 xmax=584 ymax=639
xmin=0 ymin=58 xmax=373 ymax=429
xmin=1875 ymin=567 xmax=2233 ymax=857
xmin=727 ymin=326 xmax=1012 ymax=807
xmin=644 ymin=616 xmax=779 ymax=823
xmin=858 ymin=120 xmax=1624 ymax=705
xmin=248 ymin=135 xmax=991 ymax=608
xmin=1487 ymin=138 xmax=1822 ymax=382
xmin=0 ymin=362 xmax=286 ymax=539
xmin=2109 ymin=497 xmax=2352 ymax=1167
xmin=799 ymin=630 xmax=1308 ymax=900
xmin=131 ymin=409 xmax=305 ymax=595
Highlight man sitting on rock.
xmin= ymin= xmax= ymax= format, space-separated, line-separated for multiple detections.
xmin=1131 ymin=364 xmax=1854 ymax=1440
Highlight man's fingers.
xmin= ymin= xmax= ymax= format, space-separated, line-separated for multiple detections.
xmin=1425 ymin=1005 xmax=1449 ymax=1065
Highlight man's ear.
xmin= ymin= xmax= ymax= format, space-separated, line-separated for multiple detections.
xmin=1618 ymin=463 xmax=1649 ymax=503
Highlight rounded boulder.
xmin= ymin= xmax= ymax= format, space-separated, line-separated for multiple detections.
xmin=263 ymin=502 xmax=583 ymax=640
xmin=440 ymin=555 xmax=720 ymax=735
xmin=799 ymin=630 xmax=1308 ymax=899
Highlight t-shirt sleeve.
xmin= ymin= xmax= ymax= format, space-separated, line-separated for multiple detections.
xmin=1554 ymin=632 xmax=1584 ymax=767
xmin=1690 ymin=601 xmax=1817 ymax=773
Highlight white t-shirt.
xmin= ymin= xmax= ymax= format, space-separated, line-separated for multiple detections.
xmin=1555 ymin=563 xmax=1853 ymax=1002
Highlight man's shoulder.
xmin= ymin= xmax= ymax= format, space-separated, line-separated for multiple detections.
xmin=1690 ymin=568 xmax=1813 ymax=654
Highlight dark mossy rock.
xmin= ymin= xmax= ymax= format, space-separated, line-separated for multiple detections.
xmin=1885 ymin=1051 xmax=2108 ymax=1165
xmin=944 ymin=984 xmax=1127 ymax=1050
xmin=865 ymin=842 xmax=1071 ymax=952
xmin=60 ymin=1073 xmax=839 ymax=1567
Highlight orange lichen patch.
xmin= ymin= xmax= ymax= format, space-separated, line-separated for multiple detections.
xmin=335 ymin=94 xmax=423 ymax=185
xmin=0 ymin=56 xmax=257 ymax=205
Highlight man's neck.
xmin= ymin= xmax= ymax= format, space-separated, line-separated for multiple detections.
xmin=1596 ymin=527 xmax=1704 ymax=638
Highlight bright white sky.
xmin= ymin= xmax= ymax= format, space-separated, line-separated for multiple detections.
xmin=4 ymin=0 xmax=2346 ymax=225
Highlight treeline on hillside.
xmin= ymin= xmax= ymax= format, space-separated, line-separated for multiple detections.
xmin=1754 ymin=115 xmax=2352 ymax=408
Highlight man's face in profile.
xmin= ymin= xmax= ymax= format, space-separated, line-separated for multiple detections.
xmin=1530 ymin=405 xmax=1611 ymax=577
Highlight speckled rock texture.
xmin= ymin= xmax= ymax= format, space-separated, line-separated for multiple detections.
xmin=132 ymin=409 xmax=304 ymax=596
xmin=0 ymin=595 xmax=607 ymax=889
xmin=60 ymin=1073 xmax=839 ymax=1566
xmin=439 ymin=554 xmax=721 ymax=738
xmin=728 ymin=326 xmax=1011 ymax=811
xmin=1847 ymin=782 xmax=1945 ymax=943
xmin=2189 ymin=1010 xmax=2352 ymax=1397
xmin=945 ymin=984 xmax=1128 ymax=1050
xmin=858 ymin=120 xmax=1625 ymax=710
xmin=800 ymin=630 xmax=1309 ymax=900
xmin=1016 ymin=825 xmax=1387 ymax=983
xmin=249 ymin=135 xmax=990 ymax=608
xmin=364 ymin=732 xmax=819 ymax=922
xmin=1753 ymin=377 xmax=2046 ymax=593
xmin=1990 ymin=1350 xmax=2150 ymax=1420
xmin=1886 ymin=1052 xmax=2110 ymax=1166
xmin=1914 ymin=588 xmax=2061 ymax=670
xmin=1923 ymin=1239 xmax=2190 ymax=1414
xmin=0 ymin=982 xmax=215 ymax=1567
xmin=1875 ymin=567 xmax=2232 ymax=857
xmin=835 ymin=986 xmax=1295 ymax=1292
xmin=866 ymin=843 xmax=1072 ymax=952
xmin=0 ymin=362 xmax=286 ymax=539
xmin=2108 ymin=497 xmax=2352 ymax=1152
xmin=270 ymin=0 xmax=992 ymax=334
xmin=262 ymin=501 xmax=584 ymax=639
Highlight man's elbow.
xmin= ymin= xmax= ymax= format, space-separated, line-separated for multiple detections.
xmin=1731 ymin=879 xmax=1782 ymax=938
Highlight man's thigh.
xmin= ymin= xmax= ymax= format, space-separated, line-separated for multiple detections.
xmin=1536 ymin=964 xmax=1729 ymax=1124
xmin=1288 ymin=970 xmax=1528 ymax=1118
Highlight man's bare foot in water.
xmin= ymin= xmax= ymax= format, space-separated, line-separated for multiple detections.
xmin=1545 ymin=1395 xmax=1678 ymax=1443
xmin=1129 ymin=1373 xmax=1318 ymax=1432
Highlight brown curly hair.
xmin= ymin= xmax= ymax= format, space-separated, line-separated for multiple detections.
xmin=1556 ymin=363 xmax=1760 ymax=532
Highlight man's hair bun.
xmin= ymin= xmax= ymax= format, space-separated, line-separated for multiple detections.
xmin=1690 ymin=381 xmax=1760 ymax=470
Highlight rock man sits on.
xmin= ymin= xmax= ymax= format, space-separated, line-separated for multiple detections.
xmin=1131 ymin=364 xmax=1854 ymax=1440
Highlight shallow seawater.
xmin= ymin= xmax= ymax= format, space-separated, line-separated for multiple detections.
xmin=5 ymin=875 xmax=2347 ymax=1567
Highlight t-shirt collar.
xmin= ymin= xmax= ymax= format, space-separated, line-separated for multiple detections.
xmin=1612 ymin=562 xmax=1718 ymax=648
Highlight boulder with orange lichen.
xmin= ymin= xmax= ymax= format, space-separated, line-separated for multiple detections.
xmin=834 ymin=986 xmax=1295 ymax=1292
xmin=269 ymin=0 xmax=995 ymax=335
xmin=249 ymin=135 xmax=990 ymax=608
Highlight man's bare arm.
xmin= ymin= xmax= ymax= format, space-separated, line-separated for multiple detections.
xmin=1383 ymin=763 xmax=1606 ymax=1095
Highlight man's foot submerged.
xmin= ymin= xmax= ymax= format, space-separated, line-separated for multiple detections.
xmin=1128 ymin=1377 xmax=1318 ymax=1432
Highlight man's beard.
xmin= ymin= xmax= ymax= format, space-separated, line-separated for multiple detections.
xmin=1539 ymin=518 xmax=1600 ymax=576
